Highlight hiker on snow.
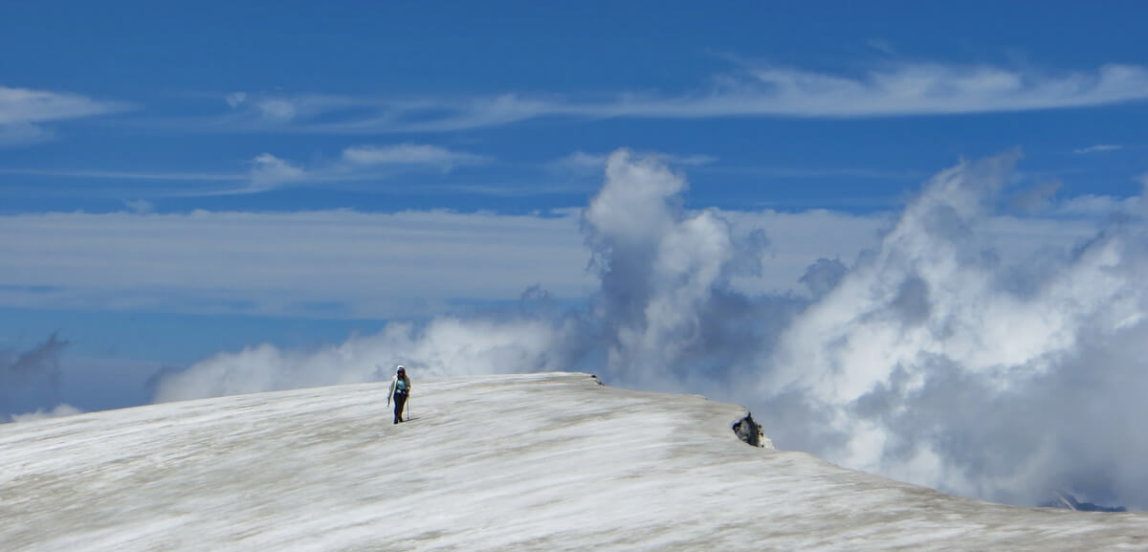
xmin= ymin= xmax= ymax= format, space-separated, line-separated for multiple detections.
xmin=387 ymin=365 xmax=411 ymax=424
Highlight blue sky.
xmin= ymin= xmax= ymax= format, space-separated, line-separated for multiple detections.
xmin=4 ymin=1 xmax=1146 ymax=214
xmin=3 ymin=2 xmax=1148 ymax=413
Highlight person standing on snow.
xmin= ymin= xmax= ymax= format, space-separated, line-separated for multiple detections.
xmin=387 ymin=365 xmax=411 ymax=424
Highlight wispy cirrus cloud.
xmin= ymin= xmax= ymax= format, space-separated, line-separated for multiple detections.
xmin=546 ymin=150 xmax=716 ymax=177
xmin=207 ymin=62 xmax=1148 ymax=134
xmin=227 ymin=143 xmax=492 ymax=194
xmin=0 ymin=85 xmax=129 ymax=146
xmin=1 ymin=143 xmax=492 ymax=196
xmin=1073 ymin=144 xmax=1124 ymax=154
xmin=341 ymin=143 xmax=491 ymax=170
xmin=220 ymin=91 xmax=360 ymax=125
xmin=0 ymin=168 xmax=245 ymax=181
xmin=0 ymin=122 xmax=56 ymax=146
xmin=685 ymin=63 xmax=1148 ymax=117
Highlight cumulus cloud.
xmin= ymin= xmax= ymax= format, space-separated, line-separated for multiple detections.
xmin=753 ymin=154 xmax=1148 ymax=508
xmin=151 ymin=150 xmax=774 ymax=401
xmin=154 ymin=315 xmax=580 ymax=402
xmin=581 ymin=151 xmax=777 ymax=389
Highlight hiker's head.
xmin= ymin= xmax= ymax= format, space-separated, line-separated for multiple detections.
xmin=396 ymin=365 xmax=406 ymax=376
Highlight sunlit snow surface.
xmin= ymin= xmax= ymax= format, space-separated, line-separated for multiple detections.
xmin=2 ymin=373 xmax=1146 ymax=551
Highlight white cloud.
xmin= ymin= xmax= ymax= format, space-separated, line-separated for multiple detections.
xmin=236 ymin=144 xmax=490 ymax=193
xmin=0 ymin=85 xmax=125 ymax=125
xmin=754 ymin=154 xmax=1148 ymax=507
xmin=381 ymin=93 xmax=562 ymax=133
xmin=0 ymin=143 xmax=488 ymax=195
xmin=168 ymin=144 xmax=492 ymax=196
xmin=9 ymin=404 xmax=82 ymax=423
xmin=606 ymin=63 xmax=1148 ymax=118
xmin=255 ymin=99 xmax=297 ymax=122
xmin=196 ymin=62 xmax=1148 ymax=134
xmin=0 ymin=143 xmax=496 ymax=197
xmin=153 ymin=318 xmax=572 ymax=402
xmin=547 ymin=151 xmax=608 ymax=175
xmin=548 ymin=151 xmax=715 ymax=177
xmin=123 ymin=199 xmax=155 ymax=214
xmin=341 ymin=144 xmax=490 ymax=170
xmin=1055 ymin=194 xmax=1142 ymax=217
xmin=0 ymin=167 xmax=245 ymax=181
xmin=0 ymin=85 xmax=126 ymax=145
xmin=1073 ymin=144 xmax=1123 ymax=154
xmin=213 ymin=92 xmax=366 ymax=129
xmin=224 ymin=91 xmax=248 ymax=108
xmin=0 ymin=122 xmax=55 ymax=147
xmin=248 ymin=153 xmax=306 ymax=191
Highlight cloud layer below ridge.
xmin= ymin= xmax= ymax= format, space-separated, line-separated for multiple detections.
xmin=143 ymin=150 xmax=1148 ymax=509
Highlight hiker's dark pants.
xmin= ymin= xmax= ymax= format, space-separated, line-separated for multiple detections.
xmin=393 ymin=392 xmax=408 ymax=422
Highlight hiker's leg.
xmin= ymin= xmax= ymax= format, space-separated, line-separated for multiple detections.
xmin=394 ymin=394 xmax=407 ymax=422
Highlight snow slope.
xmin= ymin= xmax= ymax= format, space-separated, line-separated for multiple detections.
xmin=2 ymin=372 xmax=1146 ymax=551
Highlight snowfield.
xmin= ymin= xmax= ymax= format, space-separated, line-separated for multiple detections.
xmin=2 ymin=372 xmax=1146 ymax=551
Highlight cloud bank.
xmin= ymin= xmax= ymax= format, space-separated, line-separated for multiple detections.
xmin=0 ymin=209 xmax=592 ymax=318
xmin=149 ymin=149 xmax=1148 ymax=509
